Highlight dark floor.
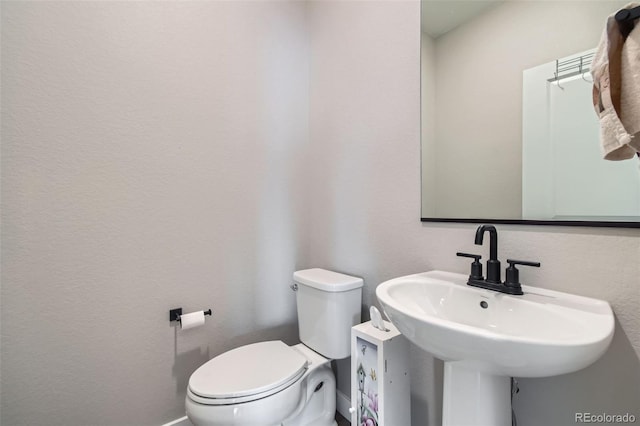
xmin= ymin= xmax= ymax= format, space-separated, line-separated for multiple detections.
xmin=336 ymin=412 xmax=350 ymax=426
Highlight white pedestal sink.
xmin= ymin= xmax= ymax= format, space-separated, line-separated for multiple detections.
xmin=376 ymin=271 xmax=614 ymax=426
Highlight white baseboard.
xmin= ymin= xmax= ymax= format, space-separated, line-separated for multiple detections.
xmin=162 ymin=415 xmax=192 ymax=426
xmin=336 ymin=389 xmax=351 ymax=422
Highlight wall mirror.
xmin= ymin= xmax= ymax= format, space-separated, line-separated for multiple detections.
xmin=420 ymin=0 xmax=640 ymax=227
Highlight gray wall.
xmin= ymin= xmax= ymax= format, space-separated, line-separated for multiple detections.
xmin=1 ymin=1 xmax=309 ymax=424
xmin=420 ymin=30 xmax=436 ymax=218
xmin=2 ymin=1 xmax=639 ymax=426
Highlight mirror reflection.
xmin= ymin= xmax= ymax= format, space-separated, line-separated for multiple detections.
xmin=420 ymin=0 xmax=639 ymax=225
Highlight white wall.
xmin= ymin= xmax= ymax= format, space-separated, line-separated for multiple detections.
xmin=308 ymin=1 xmax=640 ymax=426
xmin=1 ymin=2 xmax=309 ymax=424
xmin=2 ymin=1 xmax=640 ymax=426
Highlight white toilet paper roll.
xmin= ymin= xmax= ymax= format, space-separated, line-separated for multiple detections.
xmin=180 ymin=311 xmax=205 ymax=330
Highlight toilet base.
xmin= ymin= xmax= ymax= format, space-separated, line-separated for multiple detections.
xmin=282 ymin=364 xmax=336 ymax=426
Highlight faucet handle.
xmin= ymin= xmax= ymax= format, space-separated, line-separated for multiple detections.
xmin=506 ymin=259 xmax=541 ymax=268
xmin=504 ymin=259 xmax=541 ymax=295
xmin=456 ymin=252 xmax=483 ymax=280
xmin=456 ymin=252 xmax=481 ymax=260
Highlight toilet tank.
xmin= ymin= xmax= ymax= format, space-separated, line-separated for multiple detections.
xmin=294 ymin=268 xmax=363 ymax=359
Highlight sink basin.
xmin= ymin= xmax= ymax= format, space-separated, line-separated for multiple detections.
xmin=376 ymin=270 xmax=614 ymax=425
xmin=376 ymin=270 xmax=614 ymax=377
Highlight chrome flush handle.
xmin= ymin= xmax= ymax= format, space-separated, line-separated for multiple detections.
xmin=290 ymin=283 xmax=298 ymax=291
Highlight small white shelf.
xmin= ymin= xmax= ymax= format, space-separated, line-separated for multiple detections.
xmin=351 ymin=320 xmax=410 ymax=426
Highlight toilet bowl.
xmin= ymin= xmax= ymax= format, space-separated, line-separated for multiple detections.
xmin=185 ymin=269 xmax=363 ymax=426
xmin=186 ymin=342 xmax=336 ymax=426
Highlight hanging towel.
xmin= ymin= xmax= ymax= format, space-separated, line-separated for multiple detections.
xmin=591 ymin=3 xmax=640 ymax=160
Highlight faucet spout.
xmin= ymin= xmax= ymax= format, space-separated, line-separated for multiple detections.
xmin=474 ymin=224 xmax=500 ymax=283
xmin=474 ymin=225 xmax=498 ymax=260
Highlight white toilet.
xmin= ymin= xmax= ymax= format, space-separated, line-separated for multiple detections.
xmin=185 ymin=268 xmax=363 ymax=426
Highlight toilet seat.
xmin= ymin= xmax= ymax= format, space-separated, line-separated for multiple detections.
xmin=188 ymin=341 xmax=308 ymax=406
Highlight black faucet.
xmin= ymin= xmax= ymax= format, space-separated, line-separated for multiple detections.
xmin=457 ymin=224 xmax=540 ymax=295
xmin=475 ymin=224 xmax=500 ymax=284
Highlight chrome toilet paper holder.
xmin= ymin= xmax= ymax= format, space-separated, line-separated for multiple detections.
xmin=169 ymin=307 xmax=212 ymax=323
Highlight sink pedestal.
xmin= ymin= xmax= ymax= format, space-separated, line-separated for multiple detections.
xmin=442 ymin=363 xmax=511 ymax=426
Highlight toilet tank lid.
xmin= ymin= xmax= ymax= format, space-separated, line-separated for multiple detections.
xmin=293 ymin=268 xmax=363 ymax=292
